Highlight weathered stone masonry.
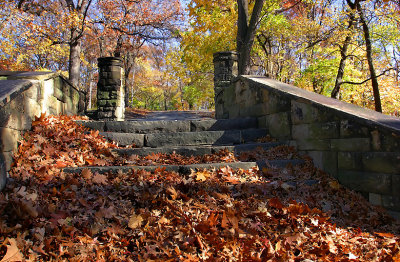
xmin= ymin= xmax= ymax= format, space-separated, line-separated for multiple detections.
xmin=0 ymin=71 xmax=85 ymax=190
xmin=214 ymin=53 xmax=400 ymax=219
xmin=214 ymin=52 xmax=238 ymax=119
xmin=96 ymin=57 xmax=125 ymax=121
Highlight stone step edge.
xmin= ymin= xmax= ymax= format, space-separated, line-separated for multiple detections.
xmin=62 ymin=159 xmax=305 ymax=175
xmin=63 ymin=162 xmax=258 ymax=174
xmin=112 ymin=142 xmax=285 ymax=156
xmin=99 ymin=129 xmax=268 ymax=147
xmin=75 ymin=117 xmax=259 ymax=133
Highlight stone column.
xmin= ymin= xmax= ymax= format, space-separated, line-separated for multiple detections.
xmin=213 ymin=51 xmax=238 ymax=119
xmin=97 ymin=57 xmax=125 ymax=120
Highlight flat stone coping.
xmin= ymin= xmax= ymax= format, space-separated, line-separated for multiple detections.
xmin=6 ymin=71 xmax=58 ymax=81
xmin=244 ymin=76 xmax=400 ymax=134
xmin=0 ymin=79 xmax=33 ymax=104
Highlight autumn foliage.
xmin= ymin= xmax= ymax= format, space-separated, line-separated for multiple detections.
xmin=0 ymin=115 xmax=399 ymax=261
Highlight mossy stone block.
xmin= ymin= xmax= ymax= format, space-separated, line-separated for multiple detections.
xmin=292 ymin=122 xmax=339 ymax=140
xmin=291 ymin=100 xmax=330 ymax=124
xmin=338 ymin=152 xmax=362 ymax=170
xmin=297 ymin=139 xmax=330 ymax=151
xmin=265 ymin=112 xmax=291 ymax=139
xmin=362 ymin=152 xmax=400 ymax=174
xmin=331 ymin=138 xmax=371 ymax=152
xmin=382 ymin=195 xmax=400 ymax=211
xmin=337 ymin=170 xmax=392 ymax=195
xmin=340 ymin=120 xmax=369 ymax=138
xmin=307 ymin=151 xmax=338 ymax=177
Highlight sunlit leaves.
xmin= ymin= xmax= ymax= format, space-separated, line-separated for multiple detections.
xmin=0 ymin=115 xmax=399 ymax=260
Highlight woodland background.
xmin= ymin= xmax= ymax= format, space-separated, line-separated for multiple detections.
xmin=0 ymin=0 xmax=400 ymax=115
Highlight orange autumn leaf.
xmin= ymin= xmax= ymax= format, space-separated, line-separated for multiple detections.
xmin=268 ymin=197 xmax=284 ymax=210
xmin=55 ymin=161 xmax=68 ymax=168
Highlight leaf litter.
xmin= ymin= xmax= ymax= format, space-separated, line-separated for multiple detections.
xmin=0 ymin=115 xmax=399 ymax=261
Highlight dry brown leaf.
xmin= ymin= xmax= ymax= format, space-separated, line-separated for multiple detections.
xmin=128 ymin=214 xmax=143 ymax=229
xmin=92 ymin=173 xmax=108 ymax=185
xmin=0 ymin=238 xmax=24 ymax=262
xmin=81 ymin=168 xmax=93 ymax=180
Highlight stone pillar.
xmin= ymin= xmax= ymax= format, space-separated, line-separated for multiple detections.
xmin=213 ymin=51 xmax=238 ymax=119
xmin=97 ymin=57 xmax=125 ymax=120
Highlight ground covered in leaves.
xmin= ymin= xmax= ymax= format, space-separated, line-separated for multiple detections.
xmin=0 ymin=115 xmax=399 ymax=261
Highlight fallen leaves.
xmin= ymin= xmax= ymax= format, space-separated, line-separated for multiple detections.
xmin=126 ymin=149 xmax=237 ymax=166
xmin=0 ymin=115 xmax=399 ymax=261
xmin=128 ymin=214 xmax=144 ymax=230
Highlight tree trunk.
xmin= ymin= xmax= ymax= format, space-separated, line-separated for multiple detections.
xmin=331 ymin=13 xmax=355 ymax=98
xmin=88 ymin=81 xmax=92 ymax=109
xmin=236 ymin=0 xmax=266 ymax=75
xmin=237 ymin=0 xmax=249 ymax=54
xmin=68 ymin=30 xmax=81 ymax=88
xmin=356 ymin=2 xmax=382 ymax=112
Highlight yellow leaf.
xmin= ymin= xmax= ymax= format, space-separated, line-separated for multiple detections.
xmin=195 ymin=171 xmax=210 ymax=181
xmin=128 ymin=214 xmax=143 ymax=229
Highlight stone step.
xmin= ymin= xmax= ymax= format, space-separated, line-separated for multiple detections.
xmin=113 ymin=142 xmax=284 ymax=157
xmin=257 ymin=159 xmax=305 ymax=169
xmin=63 ymin=162 xmax=259 ymax=175
xmin=76 ymin=117 xmax=259 ymax=133
xmin=63 ymin=159 xmax=304 ymax=175
xmin=100 ymin=129 xmax=268 ymax=147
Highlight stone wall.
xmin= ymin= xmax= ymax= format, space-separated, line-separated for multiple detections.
xmin=0 ymin=71 xmax=85 ymax=190
xmin=219 ymin=75 xmax=400 ymax=218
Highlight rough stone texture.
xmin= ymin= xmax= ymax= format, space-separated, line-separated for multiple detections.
xmin=382 ymin=195 xmax=400 ymax=211
xmin=0 ymin=80 xmax=32 ymax=105
xmin=213 ymin=52 xmax=238 ymax=119
xmin=264 ymin=112 xmax=291 ymax=139
xmin=106 ymin=120 xmax=191 ymax=133
xmin=0 ymin=72 xmax=84 ymax=177
xmin=392 ymin=175 xmax=400 ymax=197
xmin=96 ymin=57 xmax=125 ymax=121
xmin=382 ymin=132 xmax=400 ymax=152
xmin=0 ymin=153 xmax=6 ymax=192
xmin=99 ymin=132 xmax=145 ymax=147
xmin=337 ymin=171 xmax=392 ymax=195
xmin=191 ymin=118 xmax=258 ymax=131
xmin=145 ymin=130 xmax=241 ymax=148
xmin=75 ymin=120 xmax=106 ymax=131
xmin=241 ymin=128 xmax=268 ymax=142
xmin=292 ymin=122 xmax=339 ymax=140
xmin=388 ymin=211 xmax=400 ymax=221
xmin=362 ymin=152 xmax=400 ymax=174
xmin=257 ymin=159 xmax=305 ymax=169
xmin=291 ymin=100 xmax=330 ymax=124
xmin=114 ymin=142 xmax=284 ymax=157
xmin=307 ymin=151 xmax=338 ymax=177
xmin=330 ymin=138 xmax=371 ymax=152
xmin=297 ymin=139 xmax=330 ymax=151
xmin=369 ymin=193 xmax=382 ymax=206
xmin=338 ymin=152 xmax=362 ymax=170
xmin=340 ymin=120 xmax=369 ymax=138
xmin=6 ymin=71 xmax=56 ymax=81
xmin=258 ymin=89 xmax=291 ymax=115
xmin=0 ymin=127 xmax=21 ymax=152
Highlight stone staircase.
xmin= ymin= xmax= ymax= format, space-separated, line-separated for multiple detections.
xmin=64 ymin=117 xmax=304 ymax=174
